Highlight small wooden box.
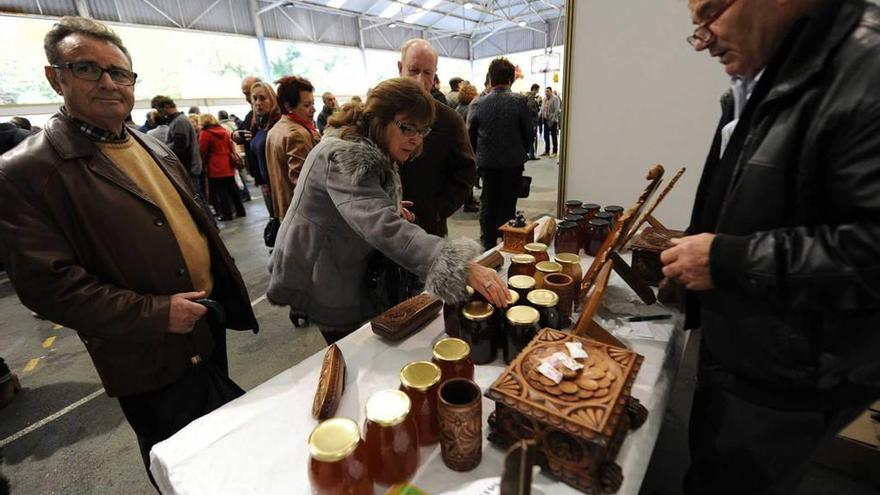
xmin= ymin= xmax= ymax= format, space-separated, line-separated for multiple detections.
xmin=486 ymin=329 xmax=647 ymax=494
xmin=500 ymin=221 xmax=538 ymax=254
xmin=630 ymin=227 xmax=685 ymax=286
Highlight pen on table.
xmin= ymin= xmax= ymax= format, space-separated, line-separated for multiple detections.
xmin=626 ymin=314 xmax=672 ymax=322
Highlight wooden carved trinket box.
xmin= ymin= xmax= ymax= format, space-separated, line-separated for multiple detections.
xmin=485 ymin=329 xmax=648 ymax=494
xmin=630 ymin=227 xmax=685 ymax=286
xmin=500 ymin=222 xmax=539 ymax=254
xmin=371 ymin=293 xmax=442 ymax=341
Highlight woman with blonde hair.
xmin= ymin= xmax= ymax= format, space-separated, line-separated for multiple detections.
xmin=268 ymin=77 xmax=508 ymax=344
xmin=198 ymin=113 xmax=245 ymax=220
xmin=248 ymin=81 xmax=282 ymax=219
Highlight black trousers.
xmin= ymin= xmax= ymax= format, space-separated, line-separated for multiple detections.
xmin=543 ymin=121 xmax=559 ymax=154
xmin=479 ymin=167 xmax=523 ymax=251
xmin=684 ymin=381 xmax=869 ymax=495
xmin=0 ymin=357 xmax=9 ymax=381
xmin=117 ymin=323 xmax=229 ymax=490
xmin=209 ymin=177 xmax=246 ymax=219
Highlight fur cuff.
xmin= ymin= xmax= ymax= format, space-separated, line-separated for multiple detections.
xmin=425 ymin=237 xmax=482 ymax=303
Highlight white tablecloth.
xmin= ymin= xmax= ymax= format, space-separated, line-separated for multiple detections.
xmin=151 ymin=235 xmax=687 ymax=495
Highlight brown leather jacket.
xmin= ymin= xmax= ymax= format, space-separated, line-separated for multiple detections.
xmin=0 ymin=114 xmax=258 ymax=397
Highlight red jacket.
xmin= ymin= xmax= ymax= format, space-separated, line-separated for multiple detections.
xmin=198 ymin=125 xmax=236 ymax=178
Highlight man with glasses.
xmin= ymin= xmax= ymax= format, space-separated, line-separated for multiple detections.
xmin=397 ymin=38 xmax=476 ymax=237
xmin=660 ymin=1 xmax=880 ymax=493
xmin=0 ymin=17 xmax=257 ymax=487
xmin=468 ymin=57 xmax=534 ymax=250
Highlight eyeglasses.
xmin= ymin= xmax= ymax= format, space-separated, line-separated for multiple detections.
xmin=50 ymin=61 xmax=137 ymax=86
xmin=394 ymin=120 xmax=431 ymax=138
xmin=686 ymin=0 xmax=739 ymax=48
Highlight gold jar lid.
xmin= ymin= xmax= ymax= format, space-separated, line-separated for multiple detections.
xmin=554 ymin=252 xmax=580 ymax=265
xmin=508 ymin=275 xmax=536 ymax=290
xmin=527 ymin=289 xmax=559 ymax=308
xmin=433 ymin=338 xmax=470 ymax=362
xmin=524 ymin=242 xmax=548 ymax=254
xmin=508 ymin=289 xmax=520 ymax=306
xmin=400 ymin=361 xmax=441 ymax=391
xmin=365 ymin=389 xmax=411 ymax=426
xmin=462 ymin=301 xmax=494 ymax=321
xmin=536 ymin=261 xmax=563 ymax=274
xmin=506 ymin=305 xmax=540 ymax=325
xmin=511 ymin=253 xmax=536 ymax=265
xmin=308 ymin=417 xmax=361 ymax=462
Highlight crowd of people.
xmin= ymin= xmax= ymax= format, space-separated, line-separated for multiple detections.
xmin=2 ymin=0 xmax=880 ymax=493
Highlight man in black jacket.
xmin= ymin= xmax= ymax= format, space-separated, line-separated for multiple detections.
xmin=661 ymin=1 xmax=880 ymax=493
xmin=468 ymin=58 xmax=534 ymax=250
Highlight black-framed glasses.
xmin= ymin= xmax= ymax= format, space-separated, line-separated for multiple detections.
xmin=50 ymin=61 xmax=138 ymax=86
xmin=686 ymin=0 xmax=740 ymax=48
xmin=394 ymin=120 xmax=431 ymax=138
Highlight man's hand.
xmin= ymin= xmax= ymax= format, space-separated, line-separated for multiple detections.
xmin=168 ymin=291 xmax=208 ymax=334
xmin=660 ymin=233 xmax=715 ymax=290
xmin=401 ymin=200 xmax=416 ymax=223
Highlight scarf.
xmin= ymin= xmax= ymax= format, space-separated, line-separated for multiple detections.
xmin=287 ymin=113 xmax=318 ymax=135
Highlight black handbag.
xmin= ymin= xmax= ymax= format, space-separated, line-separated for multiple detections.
xmin=517 ymin=175 xmax=533 ymax=198
xmin=264 ymin=217 xmax=280 ymax=247
xmin=187 ymin=299 xmax=245 ymax=410
xmin=365 ymin=251 xmax=419 ymax=313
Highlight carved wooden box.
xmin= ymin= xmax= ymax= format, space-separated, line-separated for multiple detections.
xmin=630 ymin=227 xmax=685 ymax=286
xmin=500 ymin=222 xmax=539 ymax=254
xmin=485 ymin=329 xmax=647 ymax=494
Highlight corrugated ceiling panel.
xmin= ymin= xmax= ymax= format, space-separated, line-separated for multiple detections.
xmin=88 ymin=0 xmax=124 ymax=22
xmin=0 ymin=0 xmax=76 ymax=16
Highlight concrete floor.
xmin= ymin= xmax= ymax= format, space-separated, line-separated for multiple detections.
xmin=2 ymin=153 xmax=875 ymax=494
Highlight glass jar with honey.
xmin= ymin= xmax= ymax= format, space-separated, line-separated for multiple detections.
xmin=432 ymin=338 xmax=475 ymax=383
xmin=399 ymin=361 xmax=442 ymax=445
xmin=504 ymin=305 xmax=541 ymax=363
xmin=363 ymin=390 xmax=420 ymax=486
xmin=308 ymin=418 xmax=373 ymax=495
xmin=460 ymin=301 xmax=497 ymax=364
xmin=507 ymin=253 xmax=537 ymax=279
xmin=526 ymin=289 xmax=561 ymax=330
xmin=523 ymin=242 xmax=550 ymax=264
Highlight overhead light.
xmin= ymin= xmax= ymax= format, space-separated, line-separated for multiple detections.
xmin=389 ymin=22 xmax=398 ymax=28
xmin=517 ymin=20 xmax=526 ymax=27
xmin=404 ymin=0 xmax=441 ymax=23
xmin=464 ymin=2 xmax=474 ymax=9
xmin=380 ymin=0 xmax=410 ymax=18
xmin=326 ymin=0 xmax=346 ymax=7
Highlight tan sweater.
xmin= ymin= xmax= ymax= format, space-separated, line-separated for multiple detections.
xmin=99 ymin=138 xmax=213 ymax=294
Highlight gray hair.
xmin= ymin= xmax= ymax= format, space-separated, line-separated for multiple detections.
xmin=44 ymin=16 xmax=132 ymax=66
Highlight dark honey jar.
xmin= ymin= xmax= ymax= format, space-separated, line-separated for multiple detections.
xmin=596 ymin=211 xmax=616 ymax=227
xmin=564 ymin=200 xmax=583 ymax=216
xmin=443 ymin=285 xmax=475 ymax=338
xmin=364 ymin=390 xmax=419 ymax=486
xmin=507 ymin=275 xmax=536 ymax=302
xmin=524 ymin=242 xmax=550 ymax=264
xmin=460 ymin=301 xmax=497 ymax=364
xmin=587 ymin=218 xmax=611 ymax=256
xmin=526 ymin=289 xmax=561 ymax=330
xmin=507 ymin=253 xmax=537 ymax=279
xmin=432 ymin=338 xmax=475 ymax=383
xmin=399 ymin=361 xmax=442 ymax=445
xmin=308 ymin=418 xmax=373 ymax=495
xmin=604 ymin=205 xmax=624 ymax=221
xmin=503 ymin=305 xmax=541 ymax=364
xmin=554 ymin=221 xmax=580 ymax=254
xmin=580 ymin=203 xmax=601 ymax=221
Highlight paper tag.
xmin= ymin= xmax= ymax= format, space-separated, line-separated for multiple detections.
xmin=537 ymin=361 xmax=563 ymax=384
xmin=552 ymin=351 xmax=583 ymax=371
xmin=565 ymin=342 xmax=589 ymax=359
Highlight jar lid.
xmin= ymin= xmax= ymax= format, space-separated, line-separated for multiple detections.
xmin=508 ymin=289 xmax=520 ymax=306
xmin=511 ymin=253 xmax=536 ymax=265
xmin=564 ymin=200 xmax=582 ymax=207
xmin=588 ymin=218 xmax=610 ymax=227
xmin=433 ymin=338 xmax=470 ymax=362
xmin=365 ymin=390 xmax=411 ymax=426
xmin=527 ymin=289 xmax=559 ymax=307
xmin=508 ymin=275 xmax=536 ymax=290
xmin=400 ymin=361 xmax=441 ymax=391
xmin=506 ymin=305 xmax=540 ymax=325
xmin=604 ymin=205 xmax=624 ymax=213
xmin=557 ymin=221 xmax=578 ymax=229
xmin=563 ymin=214 xmax=584 ymax=223
xmin=462 ymin=301 xmax=494 ymax=321
xmin=554 ymin=252 xmax=580 ymax=265
xmin=536 ymin=261 xmax=562 ymax=273
xmin=524 ymin=242 xmax=548 ymax=254
xmin=582 ymin=203 xmax=601 ymax=210
xmin=569 ymin=207 xmax=589 ymax=216
xmin=308 ymin=417 xmax=361 ymax=462
xmin=596 ymin=211 xmax=615 ymax=221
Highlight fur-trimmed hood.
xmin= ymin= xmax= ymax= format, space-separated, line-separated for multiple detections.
xmin=323 ymin=134 xmax=402 ymax=212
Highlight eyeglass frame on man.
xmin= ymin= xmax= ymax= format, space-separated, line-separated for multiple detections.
xmin=686 ymin=0 xmax=740 ymax=48
xmin=49 ymin=61 xmax=138 ymax=86
xmin=393 ymin=120 xmax=431 ymax=138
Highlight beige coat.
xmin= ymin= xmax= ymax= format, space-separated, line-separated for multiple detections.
xmin=265 ymin=116 xmax=320 ymax=217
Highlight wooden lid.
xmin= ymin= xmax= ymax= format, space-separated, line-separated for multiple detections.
xmin=308 ymin=418 xmax=360 ymax=462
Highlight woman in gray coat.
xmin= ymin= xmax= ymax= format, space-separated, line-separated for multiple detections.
xmin=267 ymin=78 xmax=508 ymax=344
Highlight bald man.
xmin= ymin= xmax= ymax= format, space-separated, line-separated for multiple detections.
xmin=397 ymin=39 xmax=476 ymax=237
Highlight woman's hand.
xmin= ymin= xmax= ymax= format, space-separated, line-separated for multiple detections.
xmin=468 ymin=263 xmax=509 ymax=308
xmin=401 ymin=200 xmax=416 ymax=223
